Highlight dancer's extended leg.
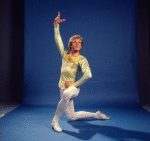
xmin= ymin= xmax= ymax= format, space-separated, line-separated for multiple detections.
xmin=64 ymin=89 xmax=110 ymax=121
xmin=65 ymin=99 xmax=97 ymax=120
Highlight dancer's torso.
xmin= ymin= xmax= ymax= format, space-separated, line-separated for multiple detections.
xmin=58 ymin=53 xmax=84 ymax=89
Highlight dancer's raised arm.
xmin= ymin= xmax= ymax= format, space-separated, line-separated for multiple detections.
xmin=54 ymin=12 xmax=68 ymax=58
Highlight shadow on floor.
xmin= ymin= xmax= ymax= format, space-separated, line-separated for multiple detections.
xmin=62 ymin=119 xmax=150 ymax=141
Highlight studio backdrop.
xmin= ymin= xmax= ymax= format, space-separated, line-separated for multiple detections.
xmin=23 ymin=0 xmax=139 ymax=107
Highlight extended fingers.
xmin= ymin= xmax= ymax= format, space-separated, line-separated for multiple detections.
xmin=56 ymin=12 xmax=60 ymax=19
xmin=60 ymin=19 xmax=65 ymax=23
xmin=57 ymin=19 xmax=65 ymax=24
xmin=58 ymin=12 xmax=60 ymax=17
xmin=55 ymin=12 xmax=60 ymax=20
xmin=61 ymin=19 xmax=65 ymax=22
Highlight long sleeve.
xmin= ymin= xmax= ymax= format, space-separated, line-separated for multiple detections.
xmin=73 ymin=57 xmax=92 ymax=87
xmin=54 ymin=24 xmax=68 ymax=58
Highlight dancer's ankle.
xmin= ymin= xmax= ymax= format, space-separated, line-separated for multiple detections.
xmin=53 ymin=115 xmax=59 ymax=122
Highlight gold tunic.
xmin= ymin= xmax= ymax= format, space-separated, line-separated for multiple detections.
xmin=54 ymin=24 xmax=92 ymax=89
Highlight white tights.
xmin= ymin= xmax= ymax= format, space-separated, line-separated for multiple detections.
xmin=53 ymin=86 xmax=96 ymax=122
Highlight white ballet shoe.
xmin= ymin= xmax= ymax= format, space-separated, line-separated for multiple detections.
xmin=51 ymin=121 xmax=62 ymax=132
xmin=95 ymin=111 xmax=110 ymax=120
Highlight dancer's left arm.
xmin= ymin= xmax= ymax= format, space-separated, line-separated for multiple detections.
xmin=72 ymin=57 xmax=92 ymax=87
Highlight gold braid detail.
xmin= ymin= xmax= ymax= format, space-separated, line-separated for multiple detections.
xmin=65 ymin=54 xmax=83 ymax=81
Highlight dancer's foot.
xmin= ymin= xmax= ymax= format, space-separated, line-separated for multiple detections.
xmin=95 ymin=111 xmax=110 ymax=120
xmin=51 ymin=120 xmax=62 ymax=132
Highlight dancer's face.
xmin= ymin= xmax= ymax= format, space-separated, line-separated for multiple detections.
xmin=71 ymin=38 xmax=82 ymax=52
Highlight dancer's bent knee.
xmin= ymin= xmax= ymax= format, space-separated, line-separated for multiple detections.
xmin=63 ymin=86 xmax=79 ymax=99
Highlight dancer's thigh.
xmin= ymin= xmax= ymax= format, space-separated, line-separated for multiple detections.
xmin=60 ymin=89 xmax=75 ymax=111
xmin=63 ymin=86 xmax=80 ymax=99
xmin=65 ymin=99 xmax=75 ymax=113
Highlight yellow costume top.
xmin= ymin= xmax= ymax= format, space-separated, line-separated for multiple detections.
xmin=54 ymin=24 xmax=92 ymax=89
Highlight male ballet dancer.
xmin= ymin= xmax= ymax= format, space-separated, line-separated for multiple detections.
xmin=51 ymin=12 xmax=110 ymax=132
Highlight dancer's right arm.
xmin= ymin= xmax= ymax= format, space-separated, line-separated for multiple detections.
xmin=54 ymin=12 xmax=67 ymax=58
xmin=54 ymin=24 xmax=68 ymax=58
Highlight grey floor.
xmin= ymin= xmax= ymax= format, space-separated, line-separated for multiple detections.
xmin=143 ymin=104 xmax=150 ymax=112
xmin=0 ymin=103 xmax=20 ymax=118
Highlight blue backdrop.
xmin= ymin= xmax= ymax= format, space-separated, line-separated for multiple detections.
xmin=23 ymin=0 xmax=138 ymax=107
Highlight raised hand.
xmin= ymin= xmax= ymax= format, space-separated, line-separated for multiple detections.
xmin=54 ymin=12 xmax=65 ymax=26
